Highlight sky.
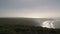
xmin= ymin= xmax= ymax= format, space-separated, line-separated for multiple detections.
xmin=0 ymin=0 xmax=60 ymax=18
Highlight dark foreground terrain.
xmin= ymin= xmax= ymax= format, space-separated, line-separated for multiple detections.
xmin=0 ymin=24 xmax=60 ymax=34
xmin=0 ymin=18 xmax=60 ymax=34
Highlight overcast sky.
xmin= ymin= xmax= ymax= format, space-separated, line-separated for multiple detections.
xmin=0 ymin=0 xmax=60 ymax=18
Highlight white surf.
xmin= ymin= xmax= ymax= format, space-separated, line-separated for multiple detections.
xmin=41 ymin=20 xmax=55 ymax=28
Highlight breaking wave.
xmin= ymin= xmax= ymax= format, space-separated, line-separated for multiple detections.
xmin=41 ymin=20 xmax=55 ymax=28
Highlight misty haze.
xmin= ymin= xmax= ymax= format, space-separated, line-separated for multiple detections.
xmin=0 ymin=0 xmax=60 ymax=34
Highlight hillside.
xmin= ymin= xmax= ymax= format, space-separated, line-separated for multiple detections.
xmin=0 ymin=24 xmax=60 ymax=34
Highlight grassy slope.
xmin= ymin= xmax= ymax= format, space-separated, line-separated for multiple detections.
xmin=0 ymin=24 xmax=60 ymax=34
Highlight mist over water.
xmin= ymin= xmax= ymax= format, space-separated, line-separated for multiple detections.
xmin=40 ymin=19 xmax=60 ymax=29
xmin=0 ymin=18 xmax=60 ymax=29
xmin=53 ymin=19 xmax=60 ymax=28
xmin=41 ymin=20 xmax=55 ymax=28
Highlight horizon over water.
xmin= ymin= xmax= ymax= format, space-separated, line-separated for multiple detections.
xmin=0 ymin=17 xmax=60 ymax=29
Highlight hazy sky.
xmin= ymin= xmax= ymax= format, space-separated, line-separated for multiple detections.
xmin=0 ymin=0 xmax=60 ymax=18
